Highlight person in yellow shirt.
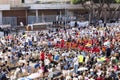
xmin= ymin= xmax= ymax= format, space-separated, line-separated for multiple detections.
xmin=78 ymin=54 xmax=84 ymax=63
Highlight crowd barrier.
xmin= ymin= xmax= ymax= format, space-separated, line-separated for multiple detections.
xmin=99 ymin=23 xmax=120 ymax=27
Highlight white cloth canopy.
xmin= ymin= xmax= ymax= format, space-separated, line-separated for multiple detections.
xmin=69 ymin=21 xmax=89 ymax=27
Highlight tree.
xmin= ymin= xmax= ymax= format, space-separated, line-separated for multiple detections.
xmin=71 ymin=0 xmax=83 ymax=4
xmin=115 ymin=0 xmax=120 ymax=3
xmin=93 ymin=0 xmax=116 ymax=3
xmin=71 ymin=0 xmax=120 ymax=24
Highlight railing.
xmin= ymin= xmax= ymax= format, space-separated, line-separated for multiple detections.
xmin=99 ymin=23 xmax=120 ymax=27
xmin=27 ymin=15 xmax=57 ymax=24
xmin=27 ymin=15 xmax=77 ymax=24
xmin=2 ymin=17 xmax=17 ymax=26
xmin=2 ymin=15 xmax=77 ymax=26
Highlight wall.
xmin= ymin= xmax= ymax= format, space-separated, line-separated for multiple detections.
xmin=0 ymin=11 xmax=2 ymax=24
xmin=39 ymin=0 xmax=70 ymax=3
xmin=0 ymin=0 xmax=70 ymax=4
xmin=3 ymin=10 xmax=26 ymax=25
xmin=0 ymin=4 xmax=10 ymax=25
xmin=0 ymin=4 xmax=10 ymax=10
xmin=0 ymin=0 xmax=9 ymax=4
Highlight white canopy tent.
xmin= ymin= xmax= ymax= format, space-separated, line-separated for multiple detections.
xmin=69 ymin=21 xmax=89 ymax=27
xmin=0 ymin=25 xmax=11 ymax=29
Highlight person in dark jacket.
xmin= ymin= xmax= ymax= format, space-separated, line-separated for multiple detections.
xmin=106 ymin=47 xmax=111 ymax=58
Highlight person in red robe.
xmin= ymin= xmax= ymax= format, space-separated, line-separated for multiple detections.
xmin=61 ymin=39 xmax=64 ymax=48
xmin=94 ymin=47 xmax=100 ymax=53
xmin=92 ymin=46 xmax=100 ymax=53
xmin=40 ymin=50 xmax=45 ymax=62
xmin=47 ymin=53 xmax=53 ymax=62
xmin=96 ymin=75 xmax=105 ymax=80
xmin=78 ymin=45 xmax=84 ymax=51
xmin=83 ymin=46 xmax=91 ymax=52
xmin=55 ymin=43 xmax=59 ymax=48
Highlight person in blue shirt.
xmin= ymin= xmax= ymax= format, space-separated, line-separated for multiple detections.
xmin=34 ymin=61 xmax=40 ymax=69
xmin=54 ymin=54 xmax=59 ymax=61
xmin=48 ymin=40 xmax=51 ymax=47
xmin=28 ymin=40 xmax=32 ymax=46
xmin=26 ymin=62 xmax=32 ymax=74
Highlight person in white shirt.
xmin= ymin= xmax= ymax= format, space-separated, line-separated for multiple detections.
xmin=73 ymin=56 xmax=79 ymax=74
xmin=73 ymin=76 xmax=78 ymax=80
xmin=66 ymin=75 xmax=72 ymax=80
xmin=13 ymin=67 xmax=20 ymax=80
xmin=44 ymin=57 xmax=50 ymax=66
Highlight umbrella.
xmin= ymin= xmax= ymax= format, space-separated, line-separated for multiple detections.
xmin=23 ymin=34 xmax=27 ymax=37
xmin=85 ymin=43 xmax=92 ymax=47
xmin=78 ymin=67 xmax=88 ymax=71
xmin=18 ymin=77 xmax=32 ymax=80
xmin=104 ymin=41 xmax=110 ymax=47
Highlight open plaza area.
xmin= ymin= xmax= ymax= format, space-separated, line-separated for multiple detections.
xmin=0 ymin=0 xmax=120 ymax=80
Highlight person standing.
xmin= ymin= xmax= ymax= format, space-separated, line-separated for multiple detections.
xmin=40 ymin=50 xmax=45 ymax=63
xmin=73 ymin=56 xmax=79 ymax=74
xmin=106 ymin=46 xmax=111 ymax=58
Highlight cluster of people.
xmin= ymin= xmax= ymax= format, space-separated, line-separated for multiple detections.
xmin=0 ymin=27 xmax=10 ymax=36
xmin=0 ymin=25 xmax=120 ymax=80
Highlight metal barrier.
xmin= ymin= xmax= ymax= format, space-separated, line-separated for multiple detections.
xmin=27 ymin=16 xmax=37 ymax=24
xmin=27 ymin=15 xmax=57 ymax=24
xmin=2 ymin=15 xmax=77 ymax=26
xmin=2 ymin=17 xmax=17 ymax=26
xmin=27 ymin=15 xmax=77 ymax=24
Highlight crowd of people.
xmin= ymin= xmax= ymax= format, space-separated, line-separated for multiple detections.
xmin=0 ymin=25 xmax=120 ymax=80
